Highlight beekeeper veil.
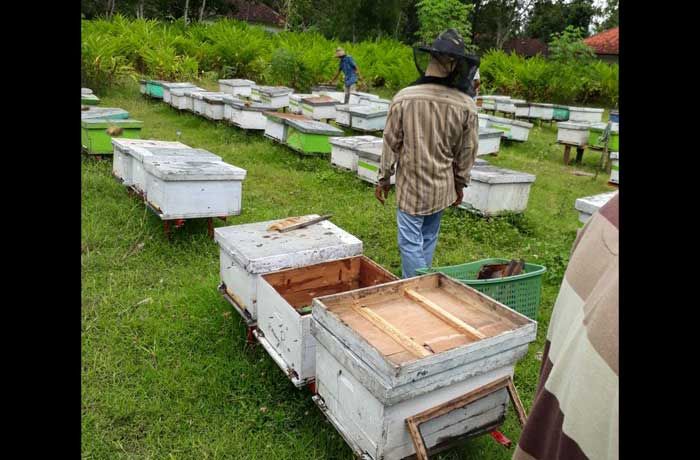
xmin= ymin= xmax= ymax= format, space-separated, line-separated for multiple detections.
xmin=412 ymin=29 xmax=480 ymax=96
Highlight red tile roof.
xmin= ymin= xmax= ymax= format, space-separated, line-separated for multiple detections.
xmin=228 ymin=0 xmax=285 ymax=28
xmin=584 ymin=27 xmax=619 ymax=55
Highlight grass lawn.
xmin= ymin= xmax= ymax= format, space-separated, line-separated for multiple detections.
xmin=81 ymin=82 xmax=616 ymax=459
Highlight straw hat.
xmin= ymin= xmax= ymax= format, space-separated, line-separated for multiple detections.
xmin=335 ymin=47 xmax=346 ymax=58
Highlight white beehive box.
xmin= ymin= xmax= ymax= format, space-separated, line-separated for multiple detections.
xmin=556 ymin=121 xmax=591 ymax=146
xmin=225 ymin=98 xmax=277 ymax=130
xmin=311 ymin=85 xmax=346 ymax=103
xmin=311 ymin=273 xmax=537 ymax=460
xmin=221 ymin=94 xmax=242 ymax=122
xmin=289 ymin=93 xmax=313 ymax=114
xmin=610 ymin=151 xmax=619 ymax=184
xmin=258 ymin=86 xmax=293 ymax=109
xmin=301 ymin=96 xmax=338 ymax=120
xmin=568 ymin=106 xmax=604 ymax=123
xmin=350 ymin=105 xmax=388 ymax=132
xmin=171 ymin=87 xmax=205 ymax=111
xmin=477 ymin=128 xmax=503 ymax=156
xmin=460 ymin=166 xmax=536 ymax=216
xmin=334 ymin=104 xmax=353 ymax=127
xmin=357 ymin=145 xmax=395 ymax=185
xmin=218 ymin=79 xmax=255 ymax=97
xmin=81 ymin=88 xmax=93 ymax=95
xmin=161 ymin=82 xmax=197 ymax=105
xmin=350 ymin=91 xmax=380 ymax=105
xmin=515 ymin=102 xmax=531 ymax=118
xmin=201 ymin=92 xmax=227 ymax=120
xmin=528 ymin=103 xmax=554 ymax=121
xmin=214 ymin=217 xmax=363 ymax=323
xmin=130 ymin=145 xmax=222 ymax=194
xmin=478 ymin=113 xmax=492 ymax=129
xmin=487 ymin=116 xmax=533 ymax=142
xmin=330 ymin=135 xmax=383 ymax=171
xmin=478 ymin=95 xmax=510 ymax=111
xmin=111 ymin=138 xmax=188 ymax=186
xmin=364 ymin=97 xmax=391 ymax=110
xmin=263 ymin=112 xmax=311 ymax=143
xmin=575 ymin=191 xmax=616 ymax=224
xmin=495 ymin=98 xmax=525 ymax=115
xmin=143 ymin=159 xmax=247 ymax=220
xmin=190 ymin=91 xmax=215 ymax=116
xmin=256 ymin=256 xmax=397 ymax=387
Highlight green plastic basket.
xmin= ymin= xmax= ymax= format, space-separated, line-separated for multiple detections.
xmin=416 ymin=258 xmax=546 ymax=320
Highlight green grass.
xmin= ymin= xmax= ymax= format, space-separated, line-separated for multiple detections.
xmin=82 ymin=82 xmax=615 ymax=459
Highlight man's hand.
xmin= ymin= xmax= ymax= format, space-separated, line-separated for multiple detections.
xmin=452 ymin=187 xmax=464 ymax=207
xmin=375 ymin=184 xmax=391 ymax=204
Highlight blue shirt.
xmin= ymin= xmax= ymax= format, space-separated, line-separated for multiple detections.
xmin=338 ymin=55 xmax=358 ymax=86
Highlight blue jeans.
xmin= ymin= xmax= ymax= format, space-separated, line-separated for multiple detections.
xmin=397 ymin=208 xmax=444 ymax=278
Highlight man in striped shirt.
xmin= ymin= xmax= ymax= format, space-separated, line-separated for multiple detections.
xmin=375 ymin=29 xmax=480 ymax=278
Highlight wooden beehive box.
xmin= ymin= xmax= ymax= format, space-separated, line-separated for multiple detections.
xmin=214 ymin=217 xmax=363 ymax=323
xmin=177 ymin=88 xmax=206 ymax=112
xmin=258 ymin=86 xmax=293 ymax=109
xmin=301 ymin=96 xmax=338 ymax=120
xmin=81 ymin=107 xmax=129 ymax=120
xmin=143 ymin=159 xmax=247 ymax=220
xmin=284 ymin=118 xmax=344 ymax=155
xmin=225 ymin=98 xmax=276 ymax=131
xmin=81 ymin=119 xmax=143 ymax=156
xmin=349 ymin=104 xmax=387 ymax=132
xmin=568 ymin=106 xmax=604 ymax=123
xmin=256 ymin=256 xmax=397 ymax=387
xmin=263 ymin=111 xmax=311 ymax=143
xmin=556 ymin=121 xmax=591 ymax=146
xmin=201 ymin=92 xmax=227 ymax=120
xmin=311 ymin=273 xmax=537 ymax=460
xmin=487 ymin=116 xmax=533 ymax=142
xmin=528 ymin=103 xmax=554 ymax=121
xmin=459 ymin=165 xmax=536 ymax=216
xmin=161 ymin=82 xmax=197 ymax=105
xmin=329 ymin=135 xmax=383 ymax=171
xmin=218 ymin=79 xmax=255 ymax=97
xmin=111 ymin=139 xmax=188 ymax=186
xmin=574 ymin=191 xmax=616 ymax=224
xmin=289 ymin=93 xmax=313 ymax=114
xmin=477 ymin=128 xmax=502 ymax=156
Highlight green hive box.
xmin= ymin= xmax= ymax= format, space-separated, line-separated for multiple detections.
xmin=145 ymin=80 xmax=166 ymax=98
xmin=81 ymin=119 xmax=143 ymax=155
xmin=81 ymin=94 xmax=100 ymax=106
xmin=588 ymin=123 xmax=619 ymax=150
xmin=553 ymin=105 xmax=570 ymax=121
xmin=284 ymin=118 xmax=344 ymax=155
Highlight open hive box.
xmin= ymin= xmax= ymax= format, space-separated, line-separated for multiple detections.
xmin=143 ymin=159 xmax=247 ymax=220
xmin=556 ymin=121 xmax=591 ymax=146
xmin=256 ymin=255 xmax=397 ymax=387
xmin=284 ymin=118 xmax=344 ymax=154
xmin=301 ymin=96 xmax=338 ymax=120
xmin=329 ymin=135 xmax=383 ymax=171
xmin=477 ymin=128 xmax=502 ymax=156
xmin=289 ymin=93 xmax=313 ymax=114
xmin=311 ymin=273 xmax=537 ymax=460
xmin=349 ymin=104 xmax=388 ymax=132
xmin=175 ymin=88 xmax=206 ymax=111
xmin=111 ymin=139 xmax=188 ymax=186
xmin=214 ymin=217 xmax=363 ymax=325
xmin=161 ymin=82 xmax=197 ymax=105
xmin=225 ymin=98 xmax=276 ymax=130
xmin=460 ymin=166 xmax=536 ymax=216
xmin=263 ymin=111 xmax=311 ymax=143
xmin=218 ymin=79 xmax=255 ymax=97
xmin=81 ymin=118 xmax=143 ymax=155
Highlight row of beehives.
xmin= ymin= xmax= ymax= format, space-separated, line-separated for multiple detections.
xmin=214 ymin=215 xmax=538 ymax=460
xmin=476 ymin=94 xmax=616 ymax=125
xmin=81 ymin=99 xmax=146 ymax=156
xmin=81 ymin=87 xmax=100 ymax=105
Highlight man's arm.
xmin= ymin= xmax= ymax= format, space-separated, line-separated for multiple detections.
xmin=452 ymin=109 xmax=478 ymax=204
xmin=329 ymin=68 xmax=341 ymax=84
xmin=376 ymin=101 xmax=403 ymax=203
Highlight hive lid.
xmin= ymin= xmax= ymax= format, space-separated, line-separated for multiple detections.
xmin=111 ymin=138 xmax=189 ymax=153
xmin=329 ymin=135 xmax=382 ymax=149
xmin=218 ymin=79 xmax=255 ymax=86
xmin=202 ymin=92 xmax=227 ymax=103
xmin=509 ymin=118 xmax=534 ymax=129
xmin=284 ymin=118 xmax=344 ymax=135
xmin=569 ymin=106 xmax=604 ymax=113
xmin=81 ymin=88 xmax=93 ymax=95
xmin=161 ymin=82 xmax=196 ymax=89
xmin=302 ymin=95 xmax=337 ymax=106
xmin=80 ymin=118 xmax=143 ymax=129
xmin=530 ymin=102 xmax=554 ymax=108
xmin=258 ymin=86 xmax=293 ymax=96
xmin=181 ymin=87 xmax=207 ymax=96
xmin=81 ymin=107 xmax=129 ymax=120
xmin=470 ymin=165 xmax=536 ymax=184
xmin=128 ymin=145 xmax=221 ymax=162
xmin=479 ymin=127 xmax=503 ymax=138
xmin=351 ymin=91 xmax=380 ymax=100
xmin=231 ymin=99 xmax=276 ymax=111
xmin=144 ymin=159 xmax=247 ymax=181
xmin=191 ymin=91 xmax=221 ymax=100
xmin=263 ymin=111 xmax=310 ymax=122
xmin=356 ymin=145 xmax=383 ymax=162
xmin=557 ymin=121 xmax=591 ymax=131
xmin=214 ymin=217 xmax=363 ymax=274
xmin=349 ymin=105 xmax=387 ymax=118
xmin=575 ymin=191 xmax=616 ymax=215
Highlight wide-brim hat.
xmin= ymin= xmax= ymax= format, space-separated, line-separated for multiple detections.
xmin=414 ymin=29 xmax=479 ymax=65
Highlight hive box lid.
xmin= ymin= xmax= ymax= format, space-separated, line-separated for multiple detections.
xmin=161 ymin=82 xmax=196 ymax=89
xmin=289 ymin=93 xmax=313 ymax=102
xmin=181 ymin=87 xmax=207 ymax=96
xmin=81 ymin=88 xmax=93 ymax=95
xmin=569 ymin=106 xmax=604 ymax=113
xmin=284 ymin=118 xmax=344 ymax=135
xmin=129 ymin=145 xmax=221 ymax=163
xmin=218 ymin=79 xmax=255 ymax=86
xmin=470 ymin=165 xmax=536 ymax=184
xmin=530 ymin=102 xmax=554 ymax=108
xmin=478 ymin=127 xmax=503 ymax=138
xmin=311 ymin=273 xmax=537 ymax=399
xmin=202 ymin=92 xmax=227 ymax=103
xmin=191 ymin=91 xmax=222 ymax=100
xmin=557 ymin=121 xmax=591 ymax=131
xmin=329 ymin=135 xmax=382 ymax=149
xmin=81 ymin=107 xmax=129 ymax=120
xmin=258 ymin=86 xmax=293 ymax=96
xmin=231 ymin=100 xmax=276 ymax=111
xmin=349 ymin=105 xmax=387 ymax=118
xmin=356 ymin=145 xmax=383 ymax=162
xmin=144 ymin=159 xmax=246 ymax=181
xmin=263 ymin=111 xmax=310 ymax=122
xmin=575 ymin=191 xmax=616 ymax=215
xmin=111 ymin=138 xmax=189 ymax=153
xmin=302 ymin=96 xmax=337 ymax=106
xmin=214 ymin=217 xmax=363 ymax=274
xmin=80 ymin=118 xmax=143 ymax=129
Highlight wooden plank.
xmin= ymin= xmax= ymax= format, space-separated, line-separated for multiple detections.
xmin=507 ymin=379 xmax=528 ymax=427
xmin=350 ymin=303 xmax=432 ymax=358
xmin=266 ymin=214 xmax=333 ymax=232
xmin=405 ymin=289 xmax=486 ymax=340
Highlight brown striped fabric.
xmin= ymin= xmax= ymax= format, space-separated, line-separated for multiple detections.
xmin=378 ymin=83 xmax=478 ymax=216
xmin=514 ymin=193 xmax=619 ymax=460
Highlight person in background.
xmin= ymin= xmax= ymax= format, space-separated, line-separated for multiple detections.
xmin=473 ymin=68 xmax=481 ymax=98
xmin=329 ymin=47 xmax=361 ymax=104
xmin=375 ymin=29 xmax=479 ymax=278
xmin=513 ymin=192 xmax=619 ymax=460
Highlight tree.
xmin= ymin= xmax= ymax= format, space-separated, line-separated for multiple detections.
xmin=525 ymin=0 xmax=598 ymax=42
xmin=594 ymin=0 xmax=618 ymax=32
xmin=416 ymin=0 xmax=475 ymax=46
xmin=472 ymin=0 xmax=533 ymax=50
xmin=548 ymin=24 xmax=595 ymax=62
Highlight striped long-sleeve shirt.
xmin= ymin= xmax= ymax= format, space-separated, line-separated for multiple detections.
xmin=513 ymin=193 xmax=619 ymax=460
xmin=378 ymin=83 xmax=479 ymax=216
